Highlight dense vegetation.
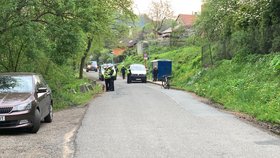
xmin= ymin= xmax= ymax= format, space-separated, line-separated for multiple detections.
xmin=196 ymin=0 xmax=280 ymax=59
xmin=194 ymin=0 xmax=280 ymax=124
xmin=0 ymin=0 xmax=133 ymax=110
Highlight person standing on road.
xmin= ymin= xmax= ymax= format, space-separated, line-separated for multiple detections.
xmin=152 ymin=66 xmax=158 ymax=81
xmin=115 ymin=65 xmax=118 ymax=79
xmin=110 ymin=66 xmax=116 ymax=91
xmin=104 ymin=66 xmax=113 ymax=91
xmin=121 ymin=65 xmax=126 ymax=79
xmin=127 ymin=67 xmax=131 ymax=83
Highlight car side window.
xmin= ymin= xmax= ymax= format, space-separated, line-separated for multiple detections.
xmin=34 ymin=75 xmax=46 ymax=88
xmin=38 ymin=75 xmax=47 ymax=86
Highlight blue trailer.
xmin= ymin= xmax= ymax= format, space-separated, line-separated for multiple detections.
xmin=151 ymin=59 xmax=172 ymax=81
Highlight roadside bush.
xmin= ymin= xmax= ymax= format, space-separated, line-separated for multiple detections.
xmin=44 ymin=64 xmax=102 ymax=110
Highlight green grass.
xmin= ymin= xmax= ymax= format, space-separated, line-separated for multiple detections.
xmin=42 ymin=64 xmax=103 ymax=111
xmin=190 ymin=55 xmax=280 ymax=124
xmin=52 ymin=82 xmax=102 ymax=111
xmin=123 ymin=46 xmax=280 ymax=125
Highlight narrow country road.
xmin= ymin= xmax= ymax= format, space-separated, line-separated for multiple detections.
xmin=74 ymin=72 xmax=280 ymax=158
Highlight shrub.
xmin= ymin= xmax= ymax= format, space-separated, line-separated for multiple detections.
xmin=270 ymin=54 xmax=280 ymax=73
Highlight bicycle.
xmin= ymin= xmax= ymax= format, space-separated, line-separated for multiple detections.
xmin=161 ymin=75 xmax=171 ymax=89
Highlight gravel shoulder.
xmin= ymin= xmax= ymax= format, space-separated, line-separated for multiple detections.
xmin=0 ymin=106 xmax=88 ymax=158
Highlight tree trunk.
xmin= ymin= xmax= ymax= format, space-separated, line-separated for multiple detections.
xmin=14 ymin=42 xmax=25 ymax=72
xmin=79 ymin=55 xmax=86 ymax=79
xmin=79 ymin=37 xmax=93 ymax=79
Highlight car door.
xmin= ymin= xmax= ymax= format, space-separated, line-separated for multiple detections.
xmin=34 ymin=75 xmax=50 ymax=118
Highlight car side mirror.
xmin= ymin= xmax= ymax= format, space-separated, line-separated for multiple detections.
xmin=37 ymin=87 xmax=47 ymax=93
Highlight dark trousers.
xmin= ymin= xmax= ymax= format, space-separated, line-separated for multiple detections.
xmin=153 ymin=74 xmax=157 ymax=81
xmin=127 ymin=74 xmax=131 ymax=83
xmin=122 ymin=72 xmax=125 ymax=79
xmin=110 ymin=78 xmax=114 ymax=91
xmin=105 ymin=79 xmax=111 ymax=91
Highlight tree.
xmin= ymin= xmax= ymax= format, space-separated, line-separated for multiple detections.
xmin=148 ymin=0 xmax=174 ymax=35
xmin=0 ymin=0 xmax=134 ymax=82
xmin=76 ymin=0 xmax=134 ymax=79
xmin=195 ymin=0 xmax=280 ymax=60
xmin=0 ymin=0 xmax=83 ymax=72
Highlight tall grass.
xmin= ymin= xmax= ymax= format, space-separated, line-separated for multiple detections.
xmin=39 ymin=61 xmax=103 ymax=111
xmin=189 ymin=55 xmax=280 ymax=124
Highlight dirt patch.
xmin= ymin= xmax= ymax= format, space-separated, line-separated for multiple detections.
xmin=233 ymin=112 xmax=280 ymax=135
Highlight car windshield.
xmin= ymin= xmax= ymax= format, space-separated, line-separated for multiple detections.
xmin=0 ymin=75 xmax=33 ymax=93
xmin=88 ymin=61 xmax=97 ymax=65
xmin=130 ymin=65 xmax=145 ymax=71
xmin=91 ymin=61 xmax=97 ymax=66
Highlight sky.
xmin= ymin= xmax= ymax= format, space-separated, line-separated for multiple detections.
xmin=133 ymin=0 xmax=202 ymax=16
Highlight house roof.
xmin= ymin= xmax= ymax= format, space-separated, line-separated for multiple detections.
xmin=162 ymin=27 xmax=173 ymax=34
xmin=112 ymin=48 xmax=126 ymax=56
xmin=161 ymin=25 xmax=181 ymax=34
xmin=128 ymin=40 xmax=137 ymax=47
xmin=176 ymin=14 xmax=197 ymax=27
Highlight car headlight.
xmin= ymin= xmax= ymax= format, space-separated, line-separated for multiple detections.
xmin=12 ymin=102 xmax=32 ymax=112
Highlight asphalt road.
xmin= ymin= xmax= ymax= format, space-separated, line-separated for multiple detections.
xmin=74 ymin=72 xmax=280 ymax=158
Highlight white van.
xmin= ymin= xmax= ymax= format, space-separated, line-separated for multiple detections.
xmin=127 ymin=64 xmax=147 ymax=83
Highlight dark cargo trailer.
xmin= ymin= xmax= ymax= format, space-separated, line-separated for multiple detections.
xmin=151 ymin=59 xmax=172 ymax=81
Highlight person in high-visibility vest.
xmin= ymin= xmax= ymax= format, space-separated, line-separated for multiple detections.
xmin=104 ymin=65 xmax=113 ymax=91
xmin=110 ymin=66 xmax=116 ymax=91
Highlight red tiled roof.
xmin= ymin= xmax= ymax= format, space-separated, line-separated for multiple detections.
xmin=112 ymin=48 xmax=126 ymax=56
xmin=176 ymin=14 xmax=197 ymax=27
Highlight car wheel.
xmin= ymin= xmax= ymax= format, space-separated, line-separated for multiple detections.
xmin=28 ymin=109 xmax=41 ymax=133
xmin=44 ymin=104 xmax=53 ymax=123
xmin=143 ymin=79 xmax=147 ymax=83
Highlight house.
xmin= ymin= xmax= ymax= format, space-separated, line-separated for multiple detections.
xmin=160 ymin=25 xmax=180 ymax=38
xmin=176 ymin=14 xmax=197 ymax=28
xmin=127 ymin=40 xmax=138 ymax=48
xmin=112 ymin=48 xmax=126 ymax=56
xmin=160 ymin=14 xmax=197 ymax=39
xmin=174 ymin=14 xmax=197 ymax=38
